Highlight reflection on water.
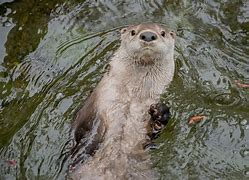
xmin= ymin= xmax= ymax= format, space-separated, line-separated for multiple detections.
xmin=0 ymin=0 xmax=248 ymax=179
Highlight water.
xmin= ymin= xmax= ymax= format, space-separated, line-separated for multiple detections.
xmin=0 ymin=0 xmax=248 ymax=179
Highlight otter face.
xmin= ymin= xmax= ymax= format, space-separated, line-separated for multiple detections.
xmin=120 ymin=23 xmax=175 ymax=65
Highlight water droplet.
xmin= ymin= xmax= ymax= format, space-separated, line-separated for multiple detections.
xmin=37 ymin=29 xmax=42 ymax=34
xmin=1 ymin=90 xmax=7 ymax=95
xmin=241 ymin=119 xmax=248 ymax=125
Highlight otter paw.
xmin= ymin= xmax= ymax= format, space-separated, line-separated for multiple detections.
xmin=148 ymin=103 xmax=171 ymax=139
xmin=149 ymin=103 xmax=170 ymax=125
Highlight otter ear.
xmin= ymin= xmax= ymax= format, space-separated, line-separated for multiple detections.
xmin=169 ymin=31 xmax=176 ymax=39
xmin=121 ymin=28 xmax=128 ymax=34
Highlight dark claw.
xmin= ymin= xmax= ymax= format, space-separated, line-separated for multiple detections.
xmin=153 ymin=120 xmax=163 ymax=131
xmin=148 ymin=104 xmax=157 ymax=115
xmin=144 ymin=142 xmax=160 ymax=150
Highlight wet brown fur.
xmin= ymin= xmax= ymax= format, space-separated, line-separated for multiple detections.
xmin=71 ymin=23 xmax=175 ymax=180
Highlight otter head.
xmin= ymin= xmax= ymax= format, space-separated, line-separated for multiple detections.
xmin=120 ymin=23 xmax=175 ymax=66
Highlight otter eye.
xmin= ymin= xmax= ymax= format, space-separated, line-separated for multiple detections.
xmin=121 ymin=28 xmax=127 ymax=34
xmin=161 ymin=31 xmax=166 ymax=37
xmin=131 ymin=30 xmax=136 ymax=36
xmin=169 ymin=31 xmax=176 ymax=38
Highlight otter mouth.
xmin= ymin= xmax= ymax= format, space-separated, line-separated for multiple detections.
xmin=132 ymin=42 xmax=158 ymax=66
xmin=134 ymin=49 xmax=156 ymax=66
xmin=140 ymin=41 xmax=156 ymax=51
xmin=142 ymin=47 xmax=153 ymax=52
xmin=141 ymin=46 xmax=155 ymax=56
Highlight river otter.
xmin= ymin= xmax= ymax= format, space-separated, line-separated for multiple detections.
xmin=71 ymin=23 xmax=175 ymax=179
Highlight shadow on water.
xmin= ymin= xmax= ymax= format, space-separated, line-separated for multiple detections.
xmin=0 ymin=0 xmax=248 ymax=179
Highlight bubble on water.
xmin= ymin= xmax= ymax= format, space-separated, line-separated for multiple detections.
xmin=233 ymin=150 xmax=238 ymax=155
xmin=244 ymin=170 xmax=249 ymax=176
xmin=240 ymin=149 xmax=249 ymax=157
xmin=202 ymin=81 xmax=210 ymax=86
xmin=56 ymin=93 xmax=64 ymax=100
xmin=241 ymin=119 xmax=248 ymax=126
xmin=4 ymin=21 xmax=12 ymax=27
xmin=213 ymin=93 xmax=241 ymax=107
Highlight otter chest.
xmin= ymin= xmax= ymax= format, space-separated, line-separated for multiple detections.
xmin=126 ymin=72 xmax=166 ymax=99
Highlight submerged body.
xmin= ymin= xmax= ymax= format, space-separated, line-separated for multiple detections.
xmin=71 ymin=23 xmax=175 ymax=179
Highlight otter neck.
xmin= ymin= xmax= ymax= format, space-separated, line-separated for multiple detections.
xmin=114 ymin=48 xmax=175 ymax=99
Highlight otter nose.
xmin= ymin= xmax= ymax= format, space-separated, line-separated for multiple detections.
xmin=139 ymin=31 xmax=157 ymax=42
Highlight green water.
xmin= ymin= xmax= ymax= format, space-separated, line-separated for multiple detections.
xmin=0 ymin=0 xmax=248 ymax=179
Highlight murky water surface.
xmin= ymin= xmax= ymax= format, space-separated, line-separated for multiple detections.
xmin=0 ymin=0 xmax=248 ymax=179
